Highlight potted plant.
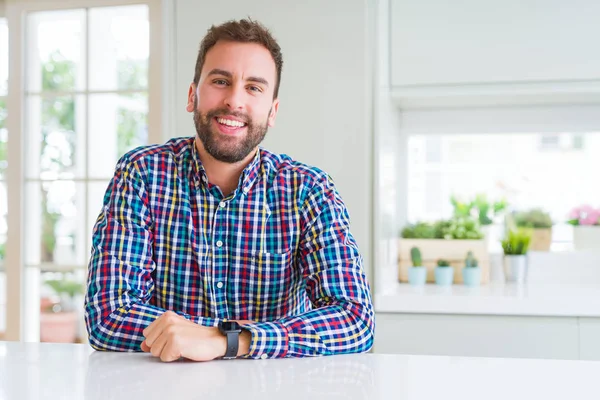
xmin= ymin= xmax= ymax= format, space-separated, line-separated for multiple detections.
xmin=568 ymin=205 xmax=600 ymax=250
xmin=513 ymin=208 xmax=553 ymax=251
xmin=398 ymin=216 xmax=488 ymax=284
xmin=408 ymin=247 xmax=427 ymax=286
xmin=501 ymin=228 xmax=532 ymax=284
xmin=462 ymin=251 xmax=481 ymax=287
xmin=434 ymin=259 xmax=454 ymax=286
xmin=451 ymin=194 xmax=507 ymax=245
xmin=40 ymin=276 xmax=84 ymax=343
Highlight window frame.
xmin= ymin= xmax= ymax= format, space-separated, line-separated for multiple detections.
xmin=4 ymin=0 xmax=171 ymax=341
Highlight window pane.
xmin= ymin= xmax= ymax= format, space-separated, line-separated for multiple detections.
xmin=87 ymin=181 xmax=110 ymax=240
xmin=27 ymin=10 xmax=85 ymax=92
xmin=0 ymin=18 xmax=8 ymax=95
xmin=88 ymin=93 xmax=148 ymax=178
xmin=89 ymin=5 xmax=149 ymax=91
xmin=25 ymin=95 xmax=86 ymax=179
xmin=407 ymin=132 xmax=600 ymax=246
xmin=40 ymin=269 xmax=86 ymax=343
xmin=0 ymin=97 xmax=6 ymax=178
xmin=24 ymin=181 xmax=87 ymax=267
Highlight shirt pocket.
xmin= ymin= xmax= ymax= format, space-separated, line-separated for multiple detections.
xmin=230 ymin=249 xmax=295 ymax=320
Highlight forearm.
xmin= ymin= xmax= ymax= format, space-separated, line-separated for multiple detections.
xmin=85 ymin=296 xmax=221 ymax=352
xmin=241 ymin=301 xmax=374 ymax=359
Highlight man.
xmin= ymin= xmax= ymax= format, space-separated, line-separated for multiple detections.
xmin=84 ymin=18 xmax=374 ymax=362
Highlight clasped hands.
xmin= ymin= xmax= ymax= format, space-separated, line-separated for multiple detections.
xmin=141 ymin=311 xmax=251 ymax=362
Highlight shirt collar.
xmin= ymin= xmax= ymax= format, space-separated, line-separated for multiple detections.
xmin=190 ymin=138 xmax=263 ymax=195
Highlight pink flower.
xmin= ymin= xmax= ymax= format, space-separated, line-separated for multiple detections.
xmin=568 ymin=207 xmax=581 ymax=220
xmin=571 ymin=204 xmax=600 ymax=226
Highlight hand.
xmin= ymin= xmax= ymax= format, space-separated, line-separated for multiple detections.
xmin=141 ymin=311 xmax=226 ymax=362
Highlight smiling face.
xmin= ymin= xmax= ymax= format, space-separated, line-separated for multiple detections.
xmin=186 ymin=40 xmax=280 ymax=163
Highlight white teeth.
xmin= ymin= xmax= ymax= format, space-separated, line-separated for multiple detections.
xmin=217 ymin=118 xmax=245 ymax=127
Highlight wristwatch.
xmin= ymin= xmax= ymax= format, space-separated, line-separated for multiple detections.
xmin=218 ymin=321 xmax=242 ymax=359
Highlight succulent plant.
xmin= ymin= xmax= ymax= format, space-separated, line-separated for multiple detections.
xmin=465 ymin=251 xmax=479 ymax=268
xmin=437 ymin=259 xmax=451 ymax=267
xmin=410 ymin=247 xmax=423 ymax=267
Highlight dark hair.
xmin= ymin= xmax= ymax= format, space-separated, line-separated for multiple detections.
xmin=193 ymin=18 xmax=283 ymax=99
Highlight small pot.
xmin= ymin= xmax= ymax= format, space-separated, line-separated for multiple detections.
xmin=40 ymin=311 xmax=78 ymax=343
xmin=503 ymin=255 xmax=528 ymax=283
xmin=462 ymin=267 xmax=481 ymax=287
xmin=435 ymin=266 xmax=454 ymax=286
xmin=408 ymin=266 xmax=427 ymax=286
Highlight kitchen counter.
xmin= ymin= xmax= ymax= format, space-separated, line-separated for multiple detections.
xmin=375 ymin=283 xmax=600 ymax=317
xmin=1 ymin=341 xmax=600 ymax=399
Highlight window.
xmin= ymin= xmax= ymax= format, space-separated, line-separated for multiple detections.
xmin=407 ymin=132 xmax=599 ymax=251
xmin=2 ymin=0 xmax=164 ymax=342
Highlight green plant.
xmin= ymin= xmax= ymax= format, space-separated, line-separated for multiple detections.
xmin=501 ymin=229 xmax=532 ymax=255
xmin=44 ymin=278 xmax=84 ymax=312
xmin=465 ymin=251 xmax=478 ymax=268
xmin=513 ymin=208 xmax=553 ymax=229
xmin=0 ymin=242 xmax=5 ymax=261
xmin=437 ymin=259 xmax=451 ymax=267
xmin=451 ymin=194 xmax=508 ymax=226
xmin=401 ymin=222 xmax=436 ymax=239
xmin=410 ymin=247 xmax=422 ymax=267
xmin=401 ymin=217 xmax=483 ymax=240
xmin=437 ymin=217 xmax=484 ymax=240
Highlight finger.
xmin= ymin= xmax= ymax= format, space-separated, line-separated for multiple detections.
xmin=150 ymin=332 xmax=168 ymax=359
xmin=141 ymin=340 xmax=151 ymax=352
xmin=160 ymin=340 xmax=181 ymax=363
xmin=142 ymin=313 xmax=164 ymax=340
xmin=144 ymin=315 xmax=170 ymax=347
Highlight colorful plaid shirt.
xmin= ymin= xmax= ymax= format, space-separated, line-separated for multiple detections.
xmin=84 ymin=137 xmax=374 ymax=359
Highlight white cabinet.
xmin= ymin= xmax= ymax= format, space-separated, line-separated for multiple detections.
xmin=374 ymin=313 xmax=582 ymax=360
xmin=390 ymin=0 xmax=600 ymax=87
xmin=579 ymin=318 xmax=600 ymax=361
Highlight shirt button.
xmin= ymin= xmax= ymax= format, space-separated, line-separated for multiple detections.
xmin=260 ymin=354 xmax=268 ymax=360
xmin=216 ymin=282 xmax=224 ymax=289
xmin=216 ymin=240 xmax=223 ymax=247
xmin=243 ymin=187 xmax=249 ymax=194
xmin=219 ymin=202 xmax=226 ymax=208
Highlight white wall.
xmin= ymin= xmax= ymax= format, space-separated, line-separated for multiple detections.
xmin=173 ymin=0 xmax=374 ymax=280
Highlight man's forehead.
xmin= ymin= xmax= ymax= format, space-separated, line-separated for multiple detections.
xmin=202 ymin=41 xmax=276 ymax=81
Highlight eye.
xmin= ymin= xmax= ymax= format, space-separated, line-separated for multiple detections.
xmin=248 ymin=85 xmax=262 ymax=93
xmin=212 ymin=79 xmax=229 ymax=86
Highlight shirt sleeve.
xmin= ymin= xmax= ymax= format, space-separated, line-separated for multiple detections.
xmin=242 ymin=174 xmax=375 ymax=359
xmin=84 ymin=156 xmax=219 ymax=352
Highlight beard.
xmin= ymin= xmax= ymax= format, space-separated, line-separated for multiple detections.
xmin=193 ymin=99 xmax=270 ymax=163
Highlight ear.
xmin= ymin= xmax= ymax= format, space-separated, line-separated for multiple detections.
xmin=267 ymin=98 xmax=280 ymax=127
xmin=186 ymin=83 xmax=197 ymax=113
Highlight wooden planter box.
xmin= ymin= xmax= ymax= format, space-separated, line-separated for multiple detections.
xmin=529 ymin=228 xmax=552 ymax=252
xmin=398 ymin=238 xmax=490 ymax=284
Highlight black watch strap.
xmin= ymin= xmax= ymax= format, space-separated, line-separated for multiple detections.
xmin=223 ymin=331 xmax=239 ymax=359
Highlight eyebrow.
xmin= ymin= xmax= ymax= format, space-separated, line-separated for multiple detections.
xmin=207 ymin=68 xmax=270 ymax=87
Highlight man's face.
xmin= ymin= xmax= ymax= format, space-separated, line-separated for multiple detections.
xmin=186 ymin=40 xmax=280 ymax=163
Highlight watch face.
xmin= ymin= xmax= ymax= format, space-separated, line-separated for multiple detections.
xmin=220 ymin=321 xmax=241 ymax=332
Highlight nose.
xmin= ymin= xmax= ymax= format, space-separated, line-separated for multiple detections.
xmin=223 ymin=84 xmax=245 ymax=110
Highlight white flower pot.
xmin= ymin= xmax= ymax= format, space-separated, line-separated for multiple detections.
xmin=503 ymin=255 xmax=528 ymax=284
xmin=573 ymin=226 xmax=600 ymax=250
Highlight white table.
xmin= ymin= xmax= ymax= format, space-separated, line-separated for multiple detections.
xmin=1 ymin=341 xmax=600 ymax=399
